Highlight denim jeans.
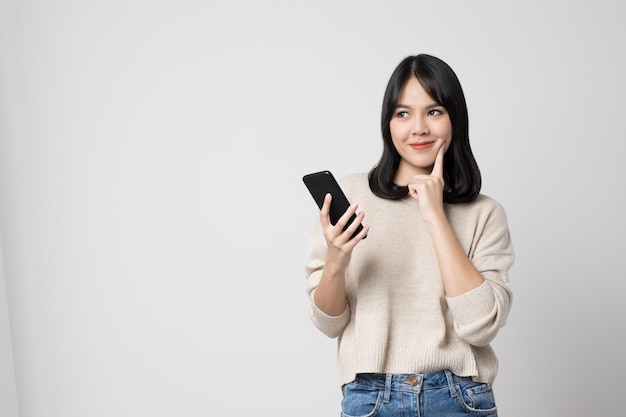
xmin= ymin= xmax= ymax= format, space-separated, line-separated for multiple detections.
xmin=340 ymin=370 xmax=498 ymax=417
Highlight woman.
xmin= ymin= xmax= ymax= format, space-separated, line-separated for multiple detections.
xmin=304 ymin=54 xmax=514 ymax=416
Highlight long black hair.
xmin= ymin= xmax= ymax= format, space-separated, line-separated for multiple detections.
xmin=368 ymin=54 xmax=481 ymax=203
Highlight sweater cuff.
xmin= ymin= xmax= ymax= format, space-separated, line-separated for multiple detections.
xmin=445 ymin=281 xmax=495 ymax=326
xmin=309 ymin=291 xmax=350 ymax=338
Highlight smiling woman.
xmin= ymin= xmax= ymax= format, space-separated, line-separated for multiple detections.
xmin=371 ymin=55 xmax=481 ymax=204
xmin=304 ymin=54 xmax=514 ymax=416
xmin=2 ymin=1 xmax=625 ymax=416
xmin=389 ymin=77 xmax=453 ymax=181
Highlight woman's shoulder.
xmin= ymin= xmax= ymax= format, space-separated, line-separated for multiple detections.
xmin=336 ymin=172 xmax=372 ymax=201
xmin=451 ymin=193 xmax=510 ymax=222
xmin=336 ymin=172 xmax=370 ymax=190
xmin=473 ymin=193 xmax=505 ymax=209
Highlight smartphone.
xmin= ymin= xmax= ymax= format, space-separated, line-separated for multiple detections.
xmin=302 ymin=170 xmax=366 ymax=239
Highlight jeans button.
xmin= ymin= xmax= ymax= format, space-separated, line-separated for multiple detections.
xmin=402 ymin=376 xmax=419 ymax=386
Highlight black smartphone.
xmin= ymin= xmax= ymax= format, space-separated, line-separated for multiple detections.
xmin=302 ymin=170 xmax=366 ymax=239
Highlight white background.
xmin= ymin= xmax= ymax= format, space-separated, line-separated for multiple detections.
xmin=1 ymin=1 xmax=625 ymax=416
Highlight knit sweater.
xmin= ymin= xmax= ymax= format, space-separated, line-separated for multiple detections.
xmin=304 ymin=172 xmax=514 ymax=387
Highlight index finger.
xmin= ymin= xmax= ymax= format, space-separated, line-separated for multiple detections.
xmin=430 ymin=142 xmax=446 ymax=178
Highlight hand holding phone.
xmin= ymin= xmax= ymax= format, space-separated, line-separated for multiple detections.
xmin=302 ymin=170 xmax=366 ymax=240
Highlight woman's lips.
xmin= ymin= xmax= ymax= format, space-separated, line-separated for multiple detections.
xmin=409 ymin=141 xmax=435 ymax=150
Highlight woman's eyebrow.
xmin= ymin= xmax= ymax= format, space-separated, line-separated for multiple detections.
xmin=395 ymin=102 xmax=442 ymax=109
xmin=425 ymin=102 xmax=443 ymax=109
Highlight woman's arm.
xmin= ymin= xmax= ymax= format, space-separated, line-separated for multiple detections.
xmin=312 ymin=193 xmax=369 ymax=316
xmin=408 ymin=144 xmax=484 ymax=296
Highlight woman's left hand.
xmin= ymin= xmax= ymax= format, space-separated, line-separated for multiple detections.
xmin=408 ymin=142 xmax=446 ymax=224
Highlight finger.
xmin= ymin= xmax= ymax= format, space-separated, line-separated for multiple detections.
xmin=335 ymin=202 xmax=359 ymax=231
xmin=318 ymin=193 xmax=332 ymax=228
xmin=343 ymin=210 xmax=365 ymax=238
xmin=345 ymin=222 xmax=370 ymax=248
xmin=430 ymin=142 xmax=446 ymax=178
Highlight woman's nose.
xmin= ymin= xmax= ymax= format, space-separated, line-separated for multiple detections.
xmin=412 ymin=117 xmax=429 ymax=135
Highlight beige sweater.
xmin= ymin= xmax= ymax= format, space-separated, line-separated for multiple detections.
xmin=304 ymin=172 xmax=514 ymax=387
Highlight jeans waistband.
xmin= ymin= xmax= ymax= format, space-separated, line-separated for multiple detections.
xmin=352 ymin=370 xmax=472 ymax=396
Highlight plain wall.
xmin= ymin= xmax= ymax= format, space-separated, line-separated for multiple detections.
xmin=1 ymin=1 xmax=625 ymax=416
xmin=0 ymin=239 xmax=19 ymax=417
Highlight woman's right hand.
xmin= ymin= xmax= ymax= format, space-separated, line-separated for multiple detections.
xmin=313 ymin=193 xmax=369 ymax=316
xmin=319 ymin=193 xmax=369 ymax=272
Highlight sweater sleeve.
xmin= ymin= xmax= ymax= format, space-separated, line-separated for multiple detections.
xmin=303 ymin=218 xmax=351 ymax=338
xmin=446 ymin=199 xmax=515 ymax=346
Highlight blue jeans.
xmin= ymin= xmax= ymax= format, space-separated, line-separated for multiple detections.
xmin=340 ymin=370 xmax=498 ymax=417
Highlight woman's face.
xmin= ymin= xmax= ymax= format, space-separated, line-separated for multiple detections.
xmin=389 ymin=76 xmax=452 ymax=184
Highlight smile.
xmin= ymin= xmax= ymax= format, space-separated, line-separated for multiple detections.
xmin=409 ymin=141 xmax=435 ymax=151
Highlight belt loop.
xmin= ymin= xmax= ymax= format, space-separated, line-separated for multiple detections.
xmin=444 ymin=370 xmax=457 ymax=398
xmin=383 ymin=374 xmax=392 ymax=403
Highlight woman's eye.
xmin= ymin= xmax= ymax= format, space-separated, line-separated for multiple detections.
xmin=428 ymin=109 xmax=443 ymax=116
xmin=397 ymin=111 xmax=409 ymax=118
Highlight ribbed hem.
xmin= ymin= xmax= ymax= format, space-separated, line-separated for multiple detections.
xmin=336 ymin=342 xmax=497 ymax=387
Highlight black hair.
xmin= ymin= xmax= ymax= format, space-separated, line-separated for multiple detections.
xmin=368 ymin=54 xmax=481 ymax=203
